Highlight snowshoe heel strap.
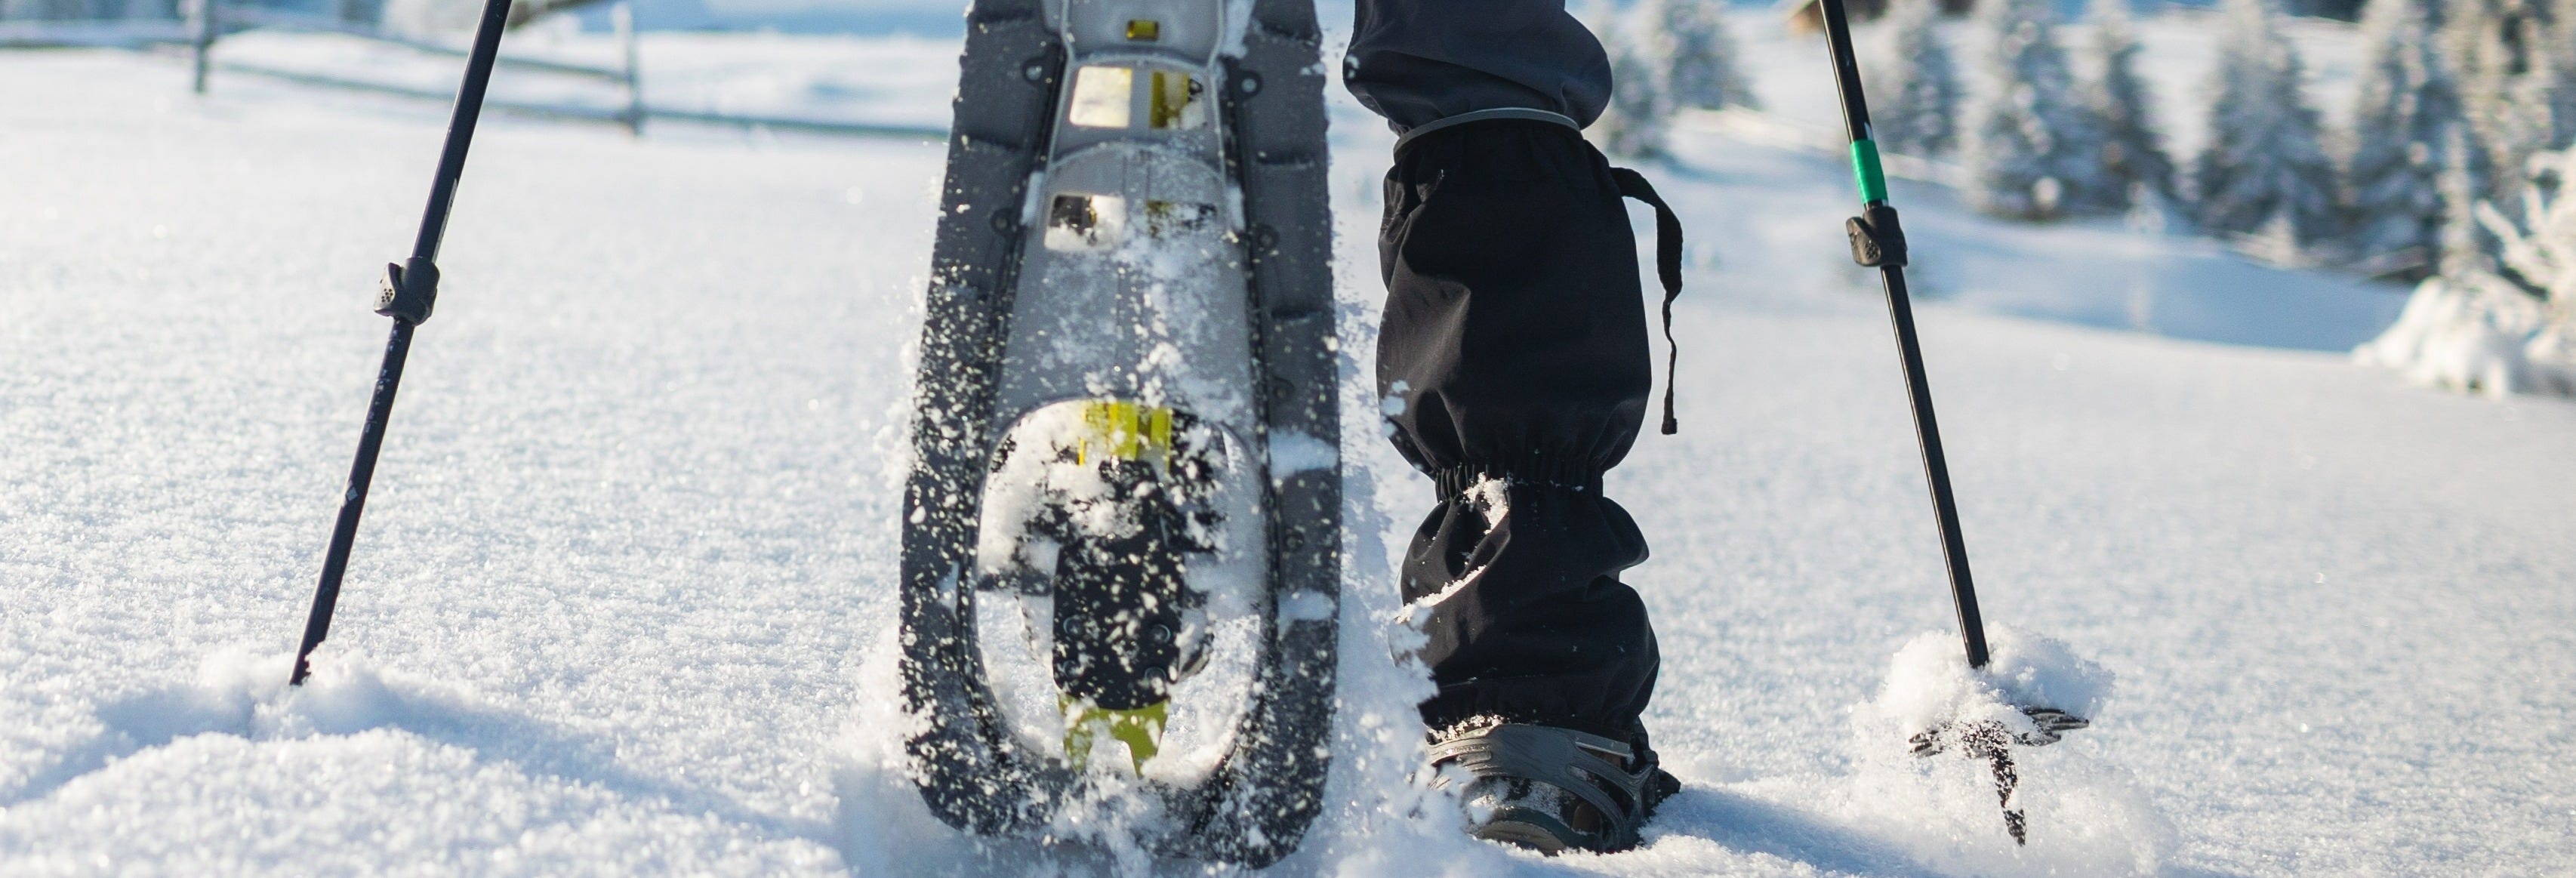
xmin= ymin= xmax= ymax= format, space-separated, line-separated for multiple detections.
xmin=1607 ymin=168 xmax=1685 ymax=435
xmin=1429 ymin=723 xmax=1660 ymax=849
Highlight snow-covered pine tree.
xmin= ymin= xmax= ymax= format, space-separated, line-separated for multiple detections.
xmin=2481 ymin=147 xmax=2575 ymax=297
xmin=2436 ymin=125 xmax=2495 ymax=276
xmin=2477 ymin=146 xmax=2576 ymax=390
xmin=1869 ymin=0 xmax=1963 ymax=157
xmin=2553 ymin=0 xmax=2576 ymax=147
xmin=1592 ymin=13 xmax=1671 ymax=159
xmin=2448 ymin=0 xmax=2562 ymax=198
xmin=1646 ymin=0 xmax=1760 ymax=112
xmin=2082 ymin=0 xmax=2174 ymax=208
xmin=2360 ymin=141 xmax=2576 ymax=396
xmin=2192 ymin=0 xmax=2338 ymax=245
xmin=1961 ymin=0 xmax=2107 ymax=219
xmin=2505 ymin=30 xmax=2568 ymax=156
xmin=2346 ymin=0 xmax=2471 ymax=277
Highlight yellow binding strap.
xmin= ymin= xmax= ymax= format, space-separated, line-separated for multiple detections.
xmin=1062 ymin=696 xmax=1169 ymax=772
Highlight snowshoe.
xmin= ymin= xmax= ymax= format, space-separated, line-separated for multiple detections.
xmin=896 ymin=0 xmax=1339 ymax=867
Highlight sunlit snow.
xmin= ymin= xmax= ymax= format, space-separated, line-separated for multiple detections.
xmin=4 ymin=15 xmax=2574 ymax=877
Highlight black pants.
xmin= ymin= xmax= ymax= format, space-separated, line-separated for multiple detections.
xmin=1345 ymin=0 xmax=1612 ymax=131
xmin=1348 ymin=1 xmax=1660 ymax=741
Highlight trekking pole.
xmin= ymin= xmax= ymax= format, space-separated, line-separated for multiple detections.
xmin=291 ymin=0 xmax=514 ymax=686
xmin=1813 ymin=0 xmax=1989 ymax=671
xmin=1816 ymin=0 xmax=2092 ymax=848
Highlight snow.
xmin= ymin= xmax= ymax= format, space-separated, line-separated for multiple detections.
xmin=2353 ymin=271 xmax=2551 ymax=396
xmin=2356 ymin=146 xmax=2576 ymax=397
xmin=6 ymin=16 xmax=2576 ymax=877
xmin=1265 ymin=430 xmax=1339 ymax=479
xmin=1863 ymin=627 xmax=2113 ymax=745
xmin=1822 ymin=625 xmax=2166 ymax=878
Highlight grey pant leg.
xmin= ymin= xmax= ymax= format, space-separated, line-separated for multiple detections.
xmin=1343 ymin=0 xmax=1613 ymax=132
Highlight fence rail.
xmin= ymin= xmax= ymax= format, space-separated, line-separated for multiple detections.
xmin=188 ymin=2 xmax=646 ymax=133
xmin=0 ymin=17 xmax=184 ymax=47
xmin=3 ymin=1 xmax=946 ymax=142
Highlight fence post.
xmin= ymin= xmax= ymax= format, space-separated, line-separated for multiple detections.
xmin=189 ymin=0 xmax=215 ymax=94
xmin=615 ymin=1 xmax=642 ymax=137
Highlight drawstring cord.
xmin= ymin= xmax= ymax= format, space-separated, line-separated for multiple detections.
xmin=1608 ymin=168 xmax=1684 ymax=435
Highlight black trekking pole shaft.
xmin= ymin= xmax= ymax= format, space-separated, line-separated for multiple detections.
xmin=410 ymin=0 xmax=512 ymax=264
xmin=1816 ymin=0 xmax=1991 ymax=670
xmin=292 ymin=0 xmax=513 ymax=686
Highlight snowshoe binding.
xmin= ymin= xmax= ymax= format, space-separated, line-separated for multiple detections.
xmin=1430 ymin=722 xmax=1681 ymax=855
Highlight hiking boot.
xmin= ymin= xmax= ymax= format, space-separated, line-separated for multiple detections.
xmin=1430 ymin=721 xmax=1681 ymax=855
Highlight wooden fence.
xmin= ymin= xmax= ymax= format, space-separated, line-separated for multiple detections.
xmin=2 ymin=0 xmax=946 ymax=141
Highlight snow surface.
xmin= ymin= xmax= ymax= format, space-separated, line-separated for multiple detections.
xmin=6 ymin=20 xmax=2576 ymax=877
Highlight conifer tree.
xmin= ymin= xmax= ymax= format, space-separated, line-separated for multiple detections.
xmin=2448 ymin=0 xmax=2562 ymax=196
xmin=1592 ymin=17 xmax=1671 ymax=159
xmin=2437 ymin=125 xmax=2497 ymax=276
xmin=2356 ymin=141 xmax=2571 ymax=396
xmin=1962 ymin=0 xmax=2107 ymax=219
xmin=2083 ymin=0 xmax=2174 ymax=208
xmin=2347 ymin=0 xmax=2470 ymax=276
xmin=1870 ymin=0 xmax=1962 ymax=157
xmin=1646 ymin=0 xmax=1760 ymax=112
xmin=2553 ymin=0 xmax=2576 ymax=147
xmin=2517 ymin=36 xmax=2573 ymax=152
xmin=2472 ymin=145 xmax=2576 ymax=393
xmin=2504 ymin=29 xmax=2566 ymax=156
xmin=2193 ymin=0 xmax=2338 ymax=245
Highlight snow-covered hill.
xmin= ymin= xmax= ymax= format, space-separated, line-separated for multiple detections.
xmin=4 ymin=23 xmax=2572 ymax=878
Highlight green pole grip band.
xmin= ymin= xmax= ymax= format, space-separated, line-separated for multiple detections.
xmin=1850 ymin=139 xmax=1890 ymax=205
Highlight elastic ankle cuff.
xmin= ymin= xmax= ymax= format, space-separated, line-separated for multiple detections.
xmin=1431 ymin=458 xmax=1604 ymax=498
xmin=1394 ymin=107 xmax=1582 ymax=156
